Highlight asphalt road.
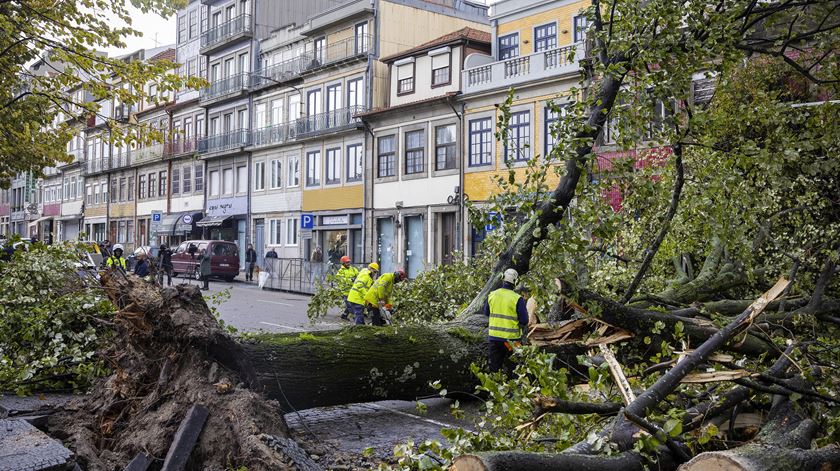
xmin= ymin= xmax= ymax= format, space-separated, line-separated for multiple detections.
xmin=188 ymin=276 xmax=347 ymax=333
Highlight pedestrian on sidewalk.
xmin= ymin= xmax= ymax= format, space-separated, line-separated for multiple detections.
xmin=245 ymin=243 xmax=257 ymax=281
xmin=199 ymin=248 xmax=211 ymax=291
xmin=158 ymin=244 xmax=173 ymax=286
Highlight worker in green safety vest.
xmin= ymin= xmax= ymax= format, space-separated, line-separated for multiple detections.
xmin=363 ymin=269 xmax=406 ymax=326
xmin=347 ymin=262 xmax=379 ymax=324
xmin=337 ymin=255 xmax=360 ymax=320
xmin=484 ymin=268 xmax=529 ymax=373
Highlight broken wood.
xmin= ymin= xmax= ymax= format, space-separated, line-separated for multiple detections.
xmin=681 ymin=370 xmax=751 ymax=383
xmin=600 ymin=344 xmax=636 ymax=405
xmin=161 ymin=404 xmax=209 ymax=471
xmin=532 ymin=395 xmax=622 ymax=416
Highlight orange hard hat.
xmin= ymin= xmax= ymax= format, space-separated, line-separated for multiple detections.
xmin=340 ymin=255 xmax=351 ymax=264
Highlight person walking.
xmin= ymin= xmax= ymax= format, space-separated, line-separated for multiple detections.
xmin=245 ymin=243 xmax=257 ymax=282
xmin=347 ymin=262 xmax=379 ymax=325
xmin=337 ymin=256 xmax=359 ymax=320
xmin=484 ymin=268 xmax=529 ymax=373
xmin=363 ymin=269 xmax=406 ymax=326
xmin=158 ymin=244 xmax=173 ymax=286
xmin=198 ymin=248 xmax=211 ymax=291
xmin=106 ymin=244 xmax=127 ymax=270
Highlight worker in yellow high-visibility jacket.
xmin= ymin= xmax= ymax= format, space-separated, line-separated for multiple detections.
xmin=485 ymin=268 xmax=528 ymax=373
xmin=347 ymin=262 xmax=379 ymax=324
xmin=363 ymin=269 xmax=406 ymax=326
xmin=337 ymin=256 xmax=360 ymax=320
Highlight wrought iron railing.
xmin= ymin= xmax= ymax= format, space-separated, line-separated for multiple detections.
xmin=198 ymin=129 xmax=249 ymax=154
xmin=200 ymin=14 xmax=252 ymax=50
xmin=250 ymin=105 xmax=366 ymax=148
xmin=164 ymin=137 xmax=200 ymax=156
xmin=199 ymin=72 xmax=252 ymax=103
xmin=252 ymin=35 xmax=372 ymax=88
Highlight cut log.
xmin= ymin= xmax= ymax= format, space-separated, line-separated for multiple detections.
xmin=161 ymin=404 xmax=209 ymax=471
xmin=451 ymin=450 xmax=648 ymax=471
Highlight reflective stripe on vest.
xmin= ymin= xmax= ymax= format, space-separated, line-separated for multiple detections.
xmin=487 ymin=288 xmax=521 ymax=340
xmin=347 ymin=269 xmax=372 ymax=305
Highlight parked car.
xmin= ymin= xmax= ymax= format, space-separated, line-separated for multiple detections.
xmin=171 ymin=240 xmax=239 ymax=281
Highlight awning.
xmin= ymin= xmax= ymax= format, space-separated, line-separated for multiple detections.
xmin=175 ymin=212 xmax=202 ymax=232
xmin=156 ymin=211 xmax=203 ymax=235
xmin=28 ymin=216 xmax=54 ymax=227
xmin=155 ymin=213 xmax=183 ymax=235
xmin=55 ymin=214 xmax=83 ymax=221
xmin=195 ymin=215 xmax=230 ymax=227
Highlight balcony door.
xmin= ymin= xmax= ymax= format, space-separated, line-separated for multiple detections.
xmin=306 ymin=89 xmax=321 ymax=133
xmin=326 ymin=83 xmax=341 ymax=127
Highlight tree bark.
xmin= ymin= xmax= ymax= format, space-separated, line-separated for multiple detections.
xmin=451 ymin=450 xmax=649 ymax=471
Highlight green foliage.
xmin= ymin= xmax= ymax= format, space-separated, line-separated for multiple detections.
xmin=0 ymin=242 xmax=115 ymax=394
xmin=306 ymin=270 xmax=347 ymax=320
xmin=0 ymin=0 xmax=201 ymax=186
xmin=203 ymin=287 xmax=237 ymax=334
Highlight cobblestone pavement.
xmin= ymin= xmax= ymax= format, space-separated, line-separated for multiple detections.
xmin=0 ymin=419 xmax=71 ymax=471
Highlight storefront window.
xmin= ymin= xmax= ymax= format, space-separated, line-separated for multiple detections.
xmin=323 ymin=230 xmax=347 ymax=265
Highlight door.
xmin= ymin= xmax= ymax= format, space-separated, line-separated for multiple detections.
xmin=237 ymin=219 xmax=246 ymax=270
xmin=255 ymin=220 xmax=265 ymax=267
xmin=377 ymin=218 xmax=395 ymax=273
xmin=439 ymin=212 xmax=456 ymax=265
xmin=404 ymin=215 xmax=424 ymax=278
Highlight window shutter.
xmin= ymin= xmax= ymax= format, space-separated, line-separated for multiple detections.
xmin=431 ymin=53 xmax=449 ymax=70
xmin=397 ymin=64 xmax=413 ymax=80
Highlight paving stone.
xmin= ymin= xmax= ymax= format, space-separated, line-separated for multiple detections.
xmin=0 ymin=419 xmax=72 ymax=471
xmin=0 ymin=394 xmax=75 ymax=418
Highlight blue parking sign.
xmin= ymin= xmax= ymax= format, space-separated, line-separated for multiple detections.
xmin=152 ymin=213 xmax=162 ymax=222
xmin=301 ymin=214 xmax=315 ymax=229
xmin=485 ymin=212 xmax=501 ymax=232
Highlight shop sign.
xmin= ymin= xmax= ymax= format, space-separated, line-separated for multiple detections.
xmin=207 ymin=197 xmax=247 ymax=216
xmin=321 ymin=215 xmax=349 ymax=226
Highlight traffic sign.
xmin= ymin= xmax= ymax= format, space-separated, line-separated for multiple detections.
xmin=485 ymin=212 xmax=502 ymax=232
xmin=182 ymin=214 xmax=193 ymax=224
xmin=301 ymin=214 xmax=314 ymax=229
xmin=152 ymin=213 xmax=162 ymax=222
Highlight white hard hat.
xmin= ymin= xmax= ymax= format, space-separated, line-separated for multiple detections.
xmin=113 ymin=244 xmax=124 ymax=252
xmin=503 ymin=268 xmax=518 ymax=284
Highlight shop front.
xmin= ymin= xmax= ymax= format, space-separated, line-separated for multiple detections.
xmin=302 ymin=211 xmax=364 ymax=266
xmin=84 ymin=217 xmax=107 ymax=243
xmin=201 ymin=197 xmax=248 ymax=269
xmin=156 ymin=211 xmax=203 ymax=246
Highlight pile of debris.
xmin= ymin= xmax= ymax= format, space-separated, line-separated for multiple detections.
xmin=45 ymin=272 xmax=303 ymax=470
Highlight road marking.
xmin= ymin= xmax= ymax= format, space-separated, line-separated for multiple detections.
xmin=257 ymin=299 xmax=294 ymax=307
xmin=366 ymin=403 xmax=458 ymax=429
xmin=259 ymin=321 xmax=305 ymax=331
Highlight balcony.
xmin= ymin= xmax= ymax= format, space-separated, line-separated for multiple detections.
xmin=198 ymin=129 xmax=250 ymax=155
xmin=133 ymin=143 xmax=164 ymax=165
xmin=199 ymin=72 xmax=252 ymax=105
xmin=113 ymin=104 xmax=135 ymax=122
xmin=462 ymin=43 xmax=583 ymax=95
xmin=83 ymin=157 xmax=111 ymax=175
xmin=251 ymin=106 xmax=366 ymax=148
xmin=200 ymin=15 xmax=252 ymax=55
xmin=164 ymin=137 xmax=200 ymax=157
xmin=252 ymin=35 xmax=372 ymax=89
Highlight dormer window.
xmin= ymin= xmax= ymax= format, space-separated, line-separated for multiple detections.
xmin=395 ymin=57 xmax=415 ymax=95
xmin=429 ymin=47 xmax=451 ymax=87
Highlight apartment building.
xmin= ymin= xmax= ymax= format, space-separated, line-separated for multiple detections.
xmin=196 ymin=0 xmax=338 ymax=266
xmin=57 ymin=118 xmax=88 ymax=242
xmin=360 ymin=27 xmax=491 ymax=276
xmin=459 ymin=0 xmax=588 ymax=255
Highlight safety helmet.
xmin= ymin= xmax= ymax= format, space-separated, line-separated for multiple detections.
xmin=113 ymin=244 xmax=124 ymax=252
xmin=368 ymin=262 xmax=379 ymax=272
xmin=503 ymin=268 xmax=518 ymax=284
xmin=395 ymin=269 xmax=407 ymax=281
xmin=340 ymin=255 xmax=351 ymax=264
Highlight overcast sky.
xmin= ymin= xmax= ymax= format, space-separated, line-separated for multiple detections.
xmin=103 ymin=4 xmax=176 ymax=56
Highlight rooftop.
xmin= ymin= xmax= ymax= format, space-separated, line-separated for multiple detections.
xmin=380 ymin=27 xmax=491 ymax=63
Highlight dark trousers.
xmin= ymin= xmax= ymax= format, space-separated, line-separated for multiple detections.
xmin=488 ymin=340 xmax=513 ymax=373
xmin=161 ymin=265 xmax=172 ymax=286
xmin=247 ymin=262 xmax=255 ymax=281
xmin=341 ymin=299 xmax=353 ymax=319
xmin=350 ymin=302 xmax=366 ymax=324
xmin=368 ymin=305 xmax=385 ymax=326
xmin=201 ymin=274 xmax=210 ymax=290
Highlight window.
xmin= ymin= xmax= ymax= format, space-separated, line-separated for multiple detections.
xmin=138 ymin=174 xmax=147 ymax=199
xmin=236 ymin=165 xmax=247 ymax=193
xmin=288 ymin=94 xmax=301 ymax=121
xmin=238 ymin=52 xmax=249 ymax=74
xmin=209 ymin=170 xmax=220 ymax=196
xmin=172 ymin=167 xmax=180 ymax=195
xmin=435 ymin=124 xmax=456 ymax=170
xmin=286 ymin=218 xmax=299 ymax=246
xmin=188 ymin=10 xmax=197 ymax=39
xmin=347 ymin=78 xmax=364 ymax=109
xmin=110 ymin=178 xmax=117 ymax=203
xmin=255 ymin=103 xmax=267 ymax=129
xmin=223 ymin=168 xmax=234 ymax=194
xmin=270 ymin=99 xmax=283 ymax=125
xmin=397 ymin=63 xmax=414 ymax=94
xmin=505 ymin=111 xmax=531 ymax=162
xmin=498 ymin=33 xmax=519 ymax=59
xmin=326 ymin=84 xmax=341 ymax=127
xmin=148 ymin=172 xmax=157 ymax=198
xmin=574 ymin=15 xmax=589 ymax=43
xmin=346 ymin=144 xmax=363 ymax=182
xmin=182 ymin=165 xmax=192 ymax=193
xmin=534 ymin=23 xmax=557 ymax=52
xmin=269 ymin=219 xmax=282 ymax=245
xmin=355 ymin=22 xmax=369 ymax=54
xmin=287 ymin=155 xmax=300 ymax=187
xmin=237 ymin=108 xmax=248 ymax=130
xmin=159 ymin=171 xmax=167 ymax=197
xmin=254 ymin=161 xmax=265 ymax=190
xmin=326 ymin=148 xmax=340 ymax=184
xmin=178 ymin=14 xmax=187 ymax=44
xmin=270 ymin=159 xmax=282 ymax=189
xmin=102 ymin=181 xmax=108 ymax=204
xmin=194 ymin=164 xmax=204 ymax=191
xmin=468 ymin=118 xmax=493 ymax=166
xmin=127 ymin=177 xmax=133 ymax=201
xmin=377 ymin=135 xmax=396 ymax=178
xmin=306 ymin=151 xmax=320 ymax=187
xmin=313 ymin=37 xmax=325 ymax=64
xmin=545 ymin=104 xmax=567 ymax=155
xmin=307 ymin=89 xmax=321 ymax=122
xmin=404 ymin=130 xmax=425 ymax=174
xmin=431 ymin=52 xmax=451 ymax=86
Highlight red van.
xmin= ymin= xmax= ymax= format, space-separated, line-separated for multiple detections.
xmin=171 ymin=240 xmax=240 ymax=281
